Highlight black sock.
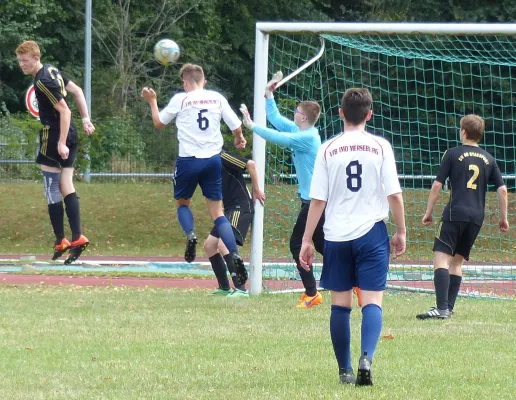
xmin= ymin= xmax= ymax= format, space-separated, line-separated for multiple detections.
xmin=209 ymin=254 xmax=230 ymax=291
xmin=224 ymin=254 xmax=245 ymax=290
xmin=434 ymin=268 xmax=450 ymax=310
xmin=448 ymin=275 xmax=462 ymax=311
xmin=48 ymin=202 xmax=65 ymax=243
xmin=295 ymin=260 xmax=317 ymax=297
xmin=64 ymin=192 xmax=82 ymax=241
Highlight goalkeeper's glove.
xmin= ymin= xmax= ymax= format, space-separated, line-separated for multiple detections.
xmin=239 ymin=104 xmax=255 ymax=130
xmin=264 ymin=71 xmax=283 ymax=98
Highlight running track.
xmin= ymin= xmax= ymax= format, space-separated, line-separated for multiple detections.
xmin=0 ymin=255 xmax=514 ymax=297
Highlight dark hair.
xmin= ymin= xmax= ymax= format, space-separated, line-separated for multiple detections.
xmin=340 ymin=88 xmax=372 ymax=125
xmin=460 ymin=114 xmax=484 ymax=142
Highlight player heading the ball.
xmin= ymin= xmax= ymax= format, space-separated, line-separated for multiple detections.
xmin=141 ymin=64 xmax=248 ymax=285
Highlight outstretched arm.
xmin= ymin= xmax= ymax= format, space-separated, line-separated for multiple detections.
xmin=240 ymin=103 xmax=300 ymax=148
xmin=252 ymin=125 xmax=297 ymax=148
xmin=265 ymin=98 xmax=298 ymax=133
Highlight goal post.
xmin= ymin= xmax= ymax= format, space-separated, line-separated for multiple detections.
xmin=249 ymin=22 xmax=516 ymax=298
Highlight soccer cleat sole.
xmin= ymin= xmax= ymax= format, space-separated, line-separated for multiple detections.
xmin=184 ymin=237 xmax=198 ymax=263
xmin=64 ymin=242 xmax=89 ymax=265
xmin=339 ymin=369 xmax=356 ymax=384
xmin=356 ymin=368 xmax=373 ymax=386
xmin=52 ymin=247 xmax=69 ymax=261
xmin=233 ymin=256 xmax=248 ymax=286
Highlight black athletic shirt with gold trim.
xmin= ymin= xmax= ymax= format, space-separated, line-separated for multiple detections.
xmin=436 ymin=144 xmax=505 ymax=225
xmin=34 ymin=63 xmax=77 ymax=142
xmin=221 ymin=151 xmax=253 ymax=213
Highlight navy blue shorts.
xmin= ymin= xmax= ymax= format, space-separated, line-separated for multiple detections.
xmin=173 ymin=154 xmax=223 ymax=201
xmin=320 ymin=221 xmax=390 ymax=292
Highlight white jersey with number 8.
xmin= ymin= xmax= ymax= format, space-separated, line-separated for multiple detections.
xmin=159 ymin=89 xmax=241 ymax=158
xmin=310 ymin=130 xmax=402 ymax=242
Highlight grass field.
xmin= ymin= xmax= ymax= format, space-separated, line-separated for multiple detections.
xmin=0 ymin=183 xmax=514 ymax=262
xmin=0 ymin=286 xmax=514 ymax=400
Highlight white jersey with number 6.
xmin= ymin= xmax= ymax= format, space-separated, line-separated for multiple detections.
xmin=158 ymin=89 xmax=242 ymax=158
xmin=310 ymin=130 xmax=402 ymax=242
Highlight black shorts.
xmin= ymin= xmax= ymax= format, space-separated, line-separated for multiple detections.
xmin=210 ymin=208 xmax=253 ymax=246
xmin=433 ymin=221 xmax=482 ymax=260
xmin=36 ymin=125 xmax=78 ymax=169
xmin=290 ymin=200 xmax=325 ymax=257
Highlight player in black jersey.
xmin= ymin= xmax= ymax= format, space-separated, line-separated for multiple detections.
xmin=204 ymin=151 xmax=265 ymax=297
xmin=16 ymin=41 xmax=95 ymax=264
xmin=417 ymin=115 xmax=509 ymax=320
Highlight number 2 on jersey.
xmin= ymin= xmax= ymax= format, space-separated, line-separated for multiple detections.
xmin=47 ymin=66 xmax=67 ymax=96
xmin=346 ymin=160 xmax=363 ymax=192
xmin=197 ymin=109 xmax=209 ymax=131
xmin=467 ymin=164 xmax=480 ymax=190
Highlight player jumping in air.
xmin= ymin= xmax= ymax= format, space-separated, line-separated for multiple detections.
xmin=141 ymin=63 xmax=249 ymax=285
xmin=16 ymin=40 xmax=94 ymax=264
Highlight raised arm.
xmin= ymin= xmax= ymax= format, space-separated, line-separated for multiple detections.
xmin=141 ymin=87 xmax=166 ymax=130
xmin=265 ymin=97 xmax=299 ymax=133
xmin=252 ymin=125 xmax=296 ymax=148
xmin=240 ymin=103 xmax=311 ymax=149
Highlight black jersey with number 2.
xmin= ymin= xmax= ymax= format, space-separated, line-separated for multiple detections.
xmin=34 ymin=63 xmax=77 ymax=142
xmin=435 ymin=145 xmax=505 ymax=226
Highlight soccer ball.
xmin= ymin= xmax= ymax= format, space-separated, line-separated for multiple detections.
xmin=153 ymin=39 xmax=180 ymax=66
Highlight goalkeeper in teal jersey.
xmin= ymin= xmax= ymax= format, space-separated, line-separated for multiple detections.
xmin=240 ymin=72 xmax=325 ymax=308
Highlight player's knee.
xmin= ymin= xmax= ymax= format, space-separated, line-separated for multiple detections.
xmin=59 ymin=168 xmax=75 ymax=194
xmin=203 ymin=236 xmax=218 ymax=256
xmin=42 ymin=171 xmax=62 ymax=204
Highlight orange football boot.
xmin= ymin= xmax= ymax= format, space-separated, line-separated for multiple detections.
xmin=64 ymin=235 xmax=89 ymax=265
xmin=52 ymin=238 xmax=71 ymax=260
xmin=296 ymin=291 xmax=323 ymax=308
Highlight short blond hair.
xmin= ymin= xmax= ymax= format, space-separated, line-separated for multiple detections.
xmin=299 ymin=101 xmax=321 ymax=125
xmin=460 ymin=114 xmax=485 ymax=142
xmin=179 ymin=63 xmax=205 ymax=84
xmin=15 ymin=40 xmax=41 ymax=58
